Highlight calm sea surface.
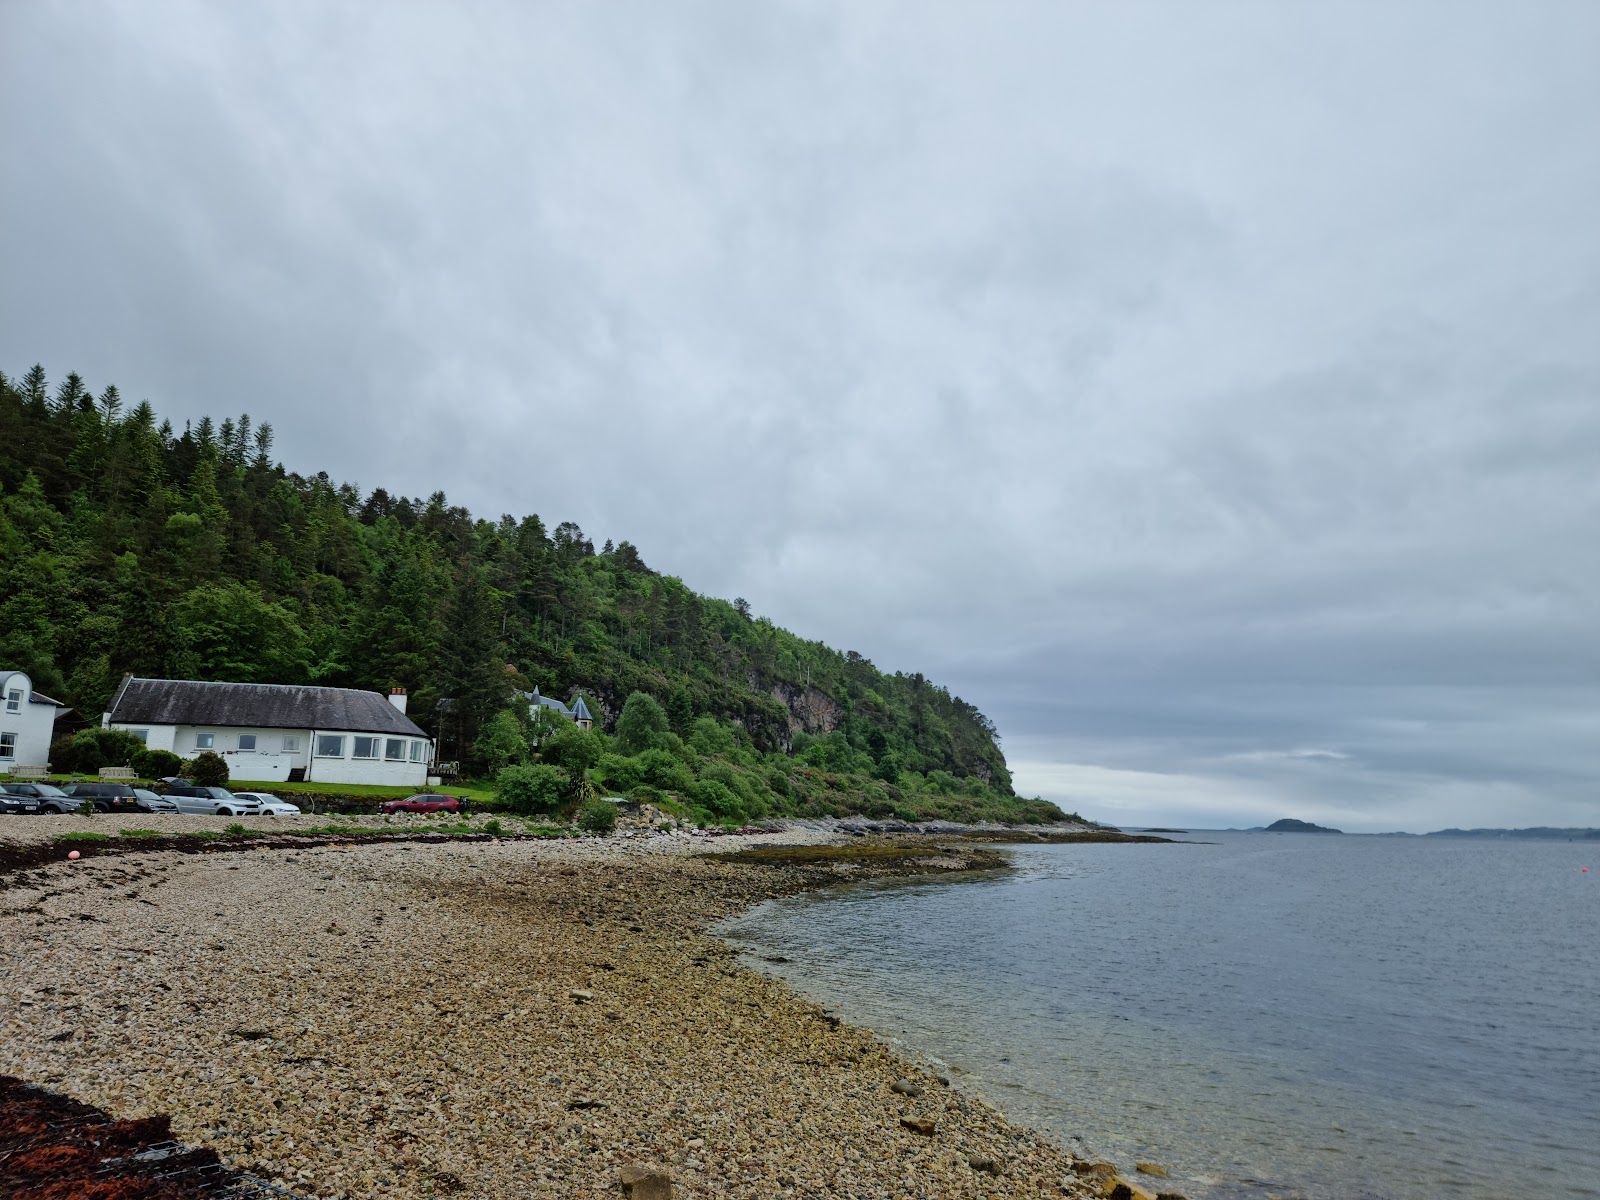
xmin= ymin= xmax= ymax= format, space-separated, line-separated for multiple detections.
xmin=718 ymin=833 xmax=1600 ymax=1199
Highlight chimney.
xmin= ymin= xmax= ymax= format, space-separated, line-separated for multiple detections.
xmin=389 ymin=687 xmax=408 ymax=714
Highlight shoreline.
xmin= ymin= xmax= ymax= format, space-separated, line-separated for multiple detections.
xmin=1 ymin=826 xmax=1166 ymax=1199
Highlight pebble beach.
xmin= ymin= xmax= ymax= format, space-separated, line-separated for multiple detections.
xmin=0 ymin=819 xmax=1136 ymax=1199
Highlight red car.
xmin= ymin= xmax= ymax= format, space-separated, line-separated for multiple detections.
xmin=380 ymin=793 xmax=465 ymax=814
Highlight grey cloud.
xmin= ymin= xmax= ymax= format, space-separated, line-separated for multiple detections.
xmin=3 ymin=0 xmax=1597 ymax=830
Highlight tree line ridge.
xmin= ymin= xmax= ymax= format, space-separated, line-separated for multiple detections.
xmin=1 ymin=364 xmax=1065 ymax=825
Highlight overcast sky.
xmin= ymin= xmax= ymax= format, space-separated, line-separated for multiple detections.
xmin=4 ymin=1 xmax=1596 ymax=832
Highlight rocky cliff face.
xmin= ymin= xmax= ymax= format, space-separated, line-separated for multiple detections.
xmin=764 ymin=680 xmax=843 ymax=737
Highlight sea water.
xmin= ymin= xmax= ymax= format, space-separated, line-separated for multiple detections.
xmin=717 ymin=833 xmax=1600 ymax=1199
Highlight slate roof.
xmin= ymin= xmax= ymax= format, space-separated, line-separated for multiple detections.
xmin=524 ymin=689 xmax=595 ymax=723
xmin=525 ymin=689 xmax=573 ymax=717
xmin=107 ymin=677 xmax=429 ymax=737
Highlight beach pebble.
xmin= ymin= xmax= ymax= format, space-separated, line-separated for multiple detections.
xmin=619 ymin=1162 xmax=674 ymax=1198
xmin=1 ymin=831 xmax=1104 ymax=1200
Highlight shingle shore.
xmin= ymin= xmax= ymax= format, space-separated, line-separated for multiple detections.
xmin=1 ymin=829 xmax=1111 ymax=1199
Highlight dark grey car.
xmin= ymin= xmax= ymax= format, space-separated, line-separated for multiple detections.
xmin=3 ymin=781 xmax=86 ymax=814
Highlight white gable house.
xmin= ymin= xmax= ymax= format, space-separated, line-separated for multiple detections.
xmin=0 ymin=670 xmax=64 ymax=771
xmin=105 ymin=677 xmax=434 ymax=787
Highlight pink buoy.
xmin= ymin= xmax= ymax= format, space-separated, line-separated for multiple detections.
xmin=67 ymin=850 xmax=81 ymax=861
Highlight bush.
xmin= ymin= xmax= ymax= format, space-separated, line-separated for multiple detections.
xmin=577 ymin=798 xmax=617 ymax=835
xmin=596 ymin=753 xmax=644 ymax=794
xmin=190 ymin=751 xmax=230 ymax=787
xmin=538 ymin=724 xmax=604 ymax=773
xmin=50 ymin=728 xmax=149 ymax=774
xmin=495 ymin=764 xmax=570 ymax=816
xmin=132 ymin=747 xmax=184 ymax=779
xmin=636 ymin=748 xmax=695 ymax=794
xmin=688 ymin=716 xmax=738 ymax=758
xmin=693 ymin=778 xmax=746 ymax=822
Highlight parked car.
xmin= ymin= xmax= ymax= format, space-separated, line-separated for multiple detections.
xmin=380 ymin=793 xmax=464 ymax=815
xmin=160 ymin=785 xmax=264 ymax=817
xmin=0 ymin=788 xmax=41 ymax=815
xmin=131 ymin=787 xmax=180 ymax=815
xmin=58 ymin=782 xmax=152 ymax=814
xmin=0 ymin=782 xmax=83 ymax=814
xmin=230 ymin=791 xmax=301 ymax=816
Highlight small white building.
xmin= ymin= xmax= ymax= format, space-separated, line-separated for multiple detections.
xmin=104 ymin=677 xmax=434 ymax=787
xmin=0 ymin=669 xmax=64 ymax=770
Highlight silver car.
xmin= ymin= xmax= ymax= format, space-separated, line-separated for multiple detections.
xmin=231 ymin=791 xmax=302 ymax=816
xmin=161 ymin=786 xmax=264 ymax=816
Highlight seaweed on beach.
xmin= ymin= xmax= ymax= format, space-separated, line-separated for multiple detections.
xmin=0 ymin=1075 xmax=313 ymax=1199
xmin=710 ymin=841 xmax=1010 ymax=873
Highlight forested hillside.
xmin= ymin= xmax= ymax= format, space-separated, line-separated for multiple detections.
xmin=0 ymin=364 xmax=1064 ymax=824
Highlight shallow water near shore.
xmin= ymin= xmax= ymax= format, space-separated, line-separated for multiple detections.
xmin=719 ymin=832 xmax=1600 ymax=1199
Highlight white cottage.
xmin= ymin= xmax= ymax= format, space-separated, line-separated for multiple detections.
xmin=104 ymin=677 xmax=434 ymax=787
xmin=0 ymin=669 xmax=65 ymax=771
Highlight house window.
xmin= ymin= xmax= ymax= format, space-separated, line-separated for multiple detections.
xmin=129 ymin=729 xmax=149 ymax=744
xmin=353 ymin=736 xmax=379 ymax=759
xmin=0 ymin=732 xmax=14 ymax=759
xmin=5 ymin=690 xmax=20 ymax=713
xmin=282 ymin=736 xmax=301 ymax=753
xmin=316 ymin=735 xmax=345 ymax=758
xmin=195 ymin=733 xmax=215 ymax=749
xmin=238 ymin=735 xmax=256 ymax=751
xmin=385 ymin=738 xmax=405 ymax=761
xmin=410 ymin=740 xmax=426 ymax=762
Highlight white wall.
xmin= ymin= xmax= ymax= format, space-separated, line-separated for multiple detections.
xmin=105 ymin=719 xmax=432 ymax=787
xmin=1 ymin=673 xmax=57 ymax=768
xmin=305 ymin=729 xmax=432 ymax=787
xmin=108 ymin=723 xmax=178 ymax=753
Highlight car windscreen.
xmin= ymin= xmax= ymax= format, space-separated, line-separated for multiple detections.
xmin=206 ymin=788 xmax=236 ymax=798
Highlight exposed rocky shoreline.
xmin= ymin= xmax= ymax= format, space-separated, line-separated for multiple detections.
xmin=0 ymin=827 xmax=1168 ymax=1199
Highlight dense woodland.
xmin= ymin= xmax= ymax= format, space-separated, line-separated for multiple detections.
xmin=0 ymin=365 xmax=1065 ymax=824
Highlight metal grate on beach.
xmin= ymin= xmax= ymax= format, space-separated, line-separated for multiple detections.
xmin=1 ymin=1074 xmax=320 ymax=1199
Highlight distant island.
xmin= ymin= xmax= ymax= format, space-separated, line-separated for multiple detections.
xmin=1421 ymin=827 xmax=1600 ymax=841
xmin=1264 ymin=818 xmax=1344 ymax=834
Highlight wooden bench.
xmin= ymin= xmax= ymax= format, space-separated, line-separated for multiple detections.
xmin=98 ymin=766 xmax=138 ymax=781
xmin=5 ymin=765 xmax=49 ymax=780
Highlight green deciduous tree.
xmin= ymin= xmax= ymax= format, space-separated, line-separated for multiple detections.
xmin=613 ymin=691 xmax=669 ymax=755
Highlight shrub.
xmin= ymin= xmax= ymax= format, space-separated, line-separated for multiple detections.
xmin=693 ymin=778 xmax=746 ymax=822
xmin=636 ymin=748 xmax=695 ymax=794
xmin=688 ymin=716 xmax=738 ymax=759
xmin=538 ymin=724 xmax=604 ymax=773
xmin=577 ymin=799 xmax=617 ymax=835
xmin=223 ymin=822 xmax=249 ymax=837
xmin=483 ymin=818 xmax=505 ymax=836
xmin=132 ymin=748 xmax=184 ymax=779
xmin=50 ymin=728 xmax=148 ymax=774
xmin=495 ymin=764 xmax=570 ymax=815
xmin=596 ymin=753 xmax=644 ymax=794
xmin=190 ymin=751 xmax=230 ymax=787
